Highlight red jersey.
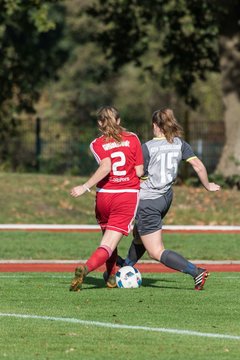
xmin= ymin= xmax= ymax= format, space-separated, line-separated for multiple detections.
xmin=90 ymin=131 xmax=143 ymax=191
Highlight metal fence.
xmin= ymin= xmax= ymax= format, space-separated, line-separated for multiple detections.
xmin=5 ymin=118 xmax=225 ymax=176
xmin=189 ymin=120 xmax=225 ymax=173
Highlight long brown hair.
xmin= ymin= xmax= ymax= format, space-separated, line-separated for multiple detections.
xmin=97 ymin=106 xmax=126 ymax=143
xmin=152 ymin=108 xmax=183 ymax=143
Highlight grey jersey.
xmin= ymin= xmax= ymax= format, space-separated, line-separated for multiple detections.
xmin=140 ymin=137 xmax=196 ymax=200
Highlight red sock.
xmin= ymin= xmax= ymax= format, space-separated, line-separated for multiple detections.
xmin=106 ymin=248 xmax=117 ymax=276
xmin=86 ymin=246 xmax=111 ymax=273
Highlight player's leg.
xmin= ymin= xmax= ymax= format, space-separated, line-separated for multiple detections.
xmin=106 ymin=247 xmax=117 ymax=274
xmin=96 ymin=228 xmax=118 ymax=288
xmin=70 ymin=230 xmax=122 ymax=291
xmin=104 ymin=248 xmax=118 ymax=287
xmin=117 ymin=225 xmax=146 ymax=267
xmin=137 ymin=192 xmax=209 ymax=290
xmin=103 ymin=192 xmax=139 ymax=284
xmin=140 ymin=229 xmax=165 ymax=259
xmin=162 ymin=249 xmax=209 ymax=290
xmin=141 ymin=230 xmax=209 ymax=290
xmin=117 ymin=196 xmax=156 ymax=266
xmin=70 ymin=192 xmax=139 ymax=291
xmin=70 ymin=192 xmax=116 ymax=291
xmin=121 ymin=196 xmax=167 ymax=266
xmin=119 ymin=191 xmax=173 ymax=267
xmin=87 ymin=192 xmax=123 ymax=273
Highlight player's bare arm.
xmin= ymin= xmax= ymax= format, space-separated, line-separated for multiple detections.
xmin=188 ymin=157 xmax=221 ymax=192
xmin=135 ymin=164 xmax=144 ymax=178
xmin=70 ymin=157 xmax=111 ymax=197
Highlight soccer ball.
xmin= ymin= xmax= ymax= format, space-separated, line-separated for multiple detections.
xmin=116 ymin=266 xmax=142 ymax=288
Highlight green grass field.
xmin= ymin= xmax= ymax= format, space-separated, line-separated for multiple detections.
xmin=0 ymin=231 xmax=240 ymax=260
xmin=0 ymin=172 xmax=239 ymax=225
xmin=1 ymin=230 xmax=240 ymax=359
xmin=1 ymin=172 xmax=240 ymax=359
xmin=1 ymin=272 xmax=240 ymax=360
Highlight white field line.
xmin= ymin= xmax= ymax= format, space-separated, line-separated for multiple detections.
xmin=0 ymin=224 xmax=240 ymax=231
xmin=0 ymin=313 xmax=240 ymax=341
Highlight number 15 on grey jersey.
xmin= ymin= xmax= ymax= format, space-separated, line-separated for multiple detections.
xmin=140 ymin=137 xmax=196 ymax=200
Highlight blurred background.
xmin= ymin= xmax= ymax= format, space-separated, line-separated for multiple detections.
xmin=0 ymin=0 xmax=239 ymax=187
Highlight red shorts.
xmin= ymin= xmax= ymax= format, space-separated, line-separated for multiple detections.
xmin=95 ymin=191 xmax=139 ymax=236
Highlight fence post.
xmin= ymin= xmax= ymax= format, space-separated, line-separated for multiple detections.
xmin=35 ymin=117 xmax=41 ymax=172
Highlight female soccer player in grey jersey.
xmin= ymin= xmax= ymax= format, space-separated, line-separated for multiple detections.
xmin=118 ymin=108 xmax=220 ymax=290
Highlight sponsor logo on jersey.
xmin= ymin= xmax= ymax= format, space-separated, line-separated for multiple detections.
xmin=102 ymin=140 xmax=130 ymax=151
xmin=111 ymin=177 xmax=130 ymax=182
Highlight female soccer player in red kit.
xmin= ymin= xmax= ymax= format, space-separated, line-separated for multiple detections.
xmin=69 ymin=106 xmax=144 ymax=291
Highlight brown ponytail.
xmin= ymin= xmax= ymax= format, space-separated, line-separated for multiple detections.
xmin=152 ymin=108 xmax=183 ymax=143
xmin=97 ymin=106 xmax=126 ymax=143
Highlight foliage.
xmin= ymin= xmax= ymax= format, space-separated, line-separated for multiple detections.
xmin=0 ymin=0 xmax=230 ymax=174
xmin=35 ymin=1 xmax=178 ymax=173
xmin=36 ymin=1 xmax=224 ymax=175
xmin=89 ymin=0 xmax=223 ymax=107
xmin=0 ymin=0 xmax=68 ymax=168
xmin=0 ymin=0 xmax=67 ymax=110
xmin=226 ymin=175 xmax=240 ymax=190
xmin=86 ymin=0 xmax=240 ymax=178
xmin=39 ymin=0 xmax=115 ymax=126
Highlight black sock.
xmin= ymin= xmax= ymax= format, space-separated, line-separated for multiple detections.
xmin=124 ymin=240 xmax=146 ymax=267
xmin=160 ymin=249 xmax=199 ymax=278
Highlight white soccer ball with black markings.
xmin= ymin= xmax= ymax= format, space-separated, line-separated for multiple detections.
xmin=116 ymin=266 xmax=142 ymax=288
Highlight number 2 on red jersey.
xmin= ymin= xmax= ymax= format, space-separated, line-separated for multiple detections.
xmin=111 ymin=151 xmax=126 ymax=176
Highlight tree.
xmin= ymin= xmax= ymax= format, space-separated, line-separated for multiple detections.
xmin=37 ymin=0 xmax=175 ymax=174
xmin=35 ymin=0 xmax=119 ymax=174
xmin=89 ymin=0 xmax=240 ymax=176
xmin=216 ymin=0 xmax=240 ymax=176
xmin=0 ymin=0 xmax=67 ymax=166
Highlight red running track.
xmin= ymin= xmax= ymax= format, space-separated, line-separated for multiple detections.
xmin=1 ymin=263 xmax=240 ymax=272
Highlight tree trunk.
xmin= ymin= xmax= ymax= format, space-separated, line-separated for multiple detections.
xmin=216 ymin=34 xmax=240 ymax=176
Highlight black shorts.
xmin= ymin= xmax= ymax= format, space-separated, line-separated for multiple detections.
xmin=135 ymin=189 xmax=173 ymax=236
